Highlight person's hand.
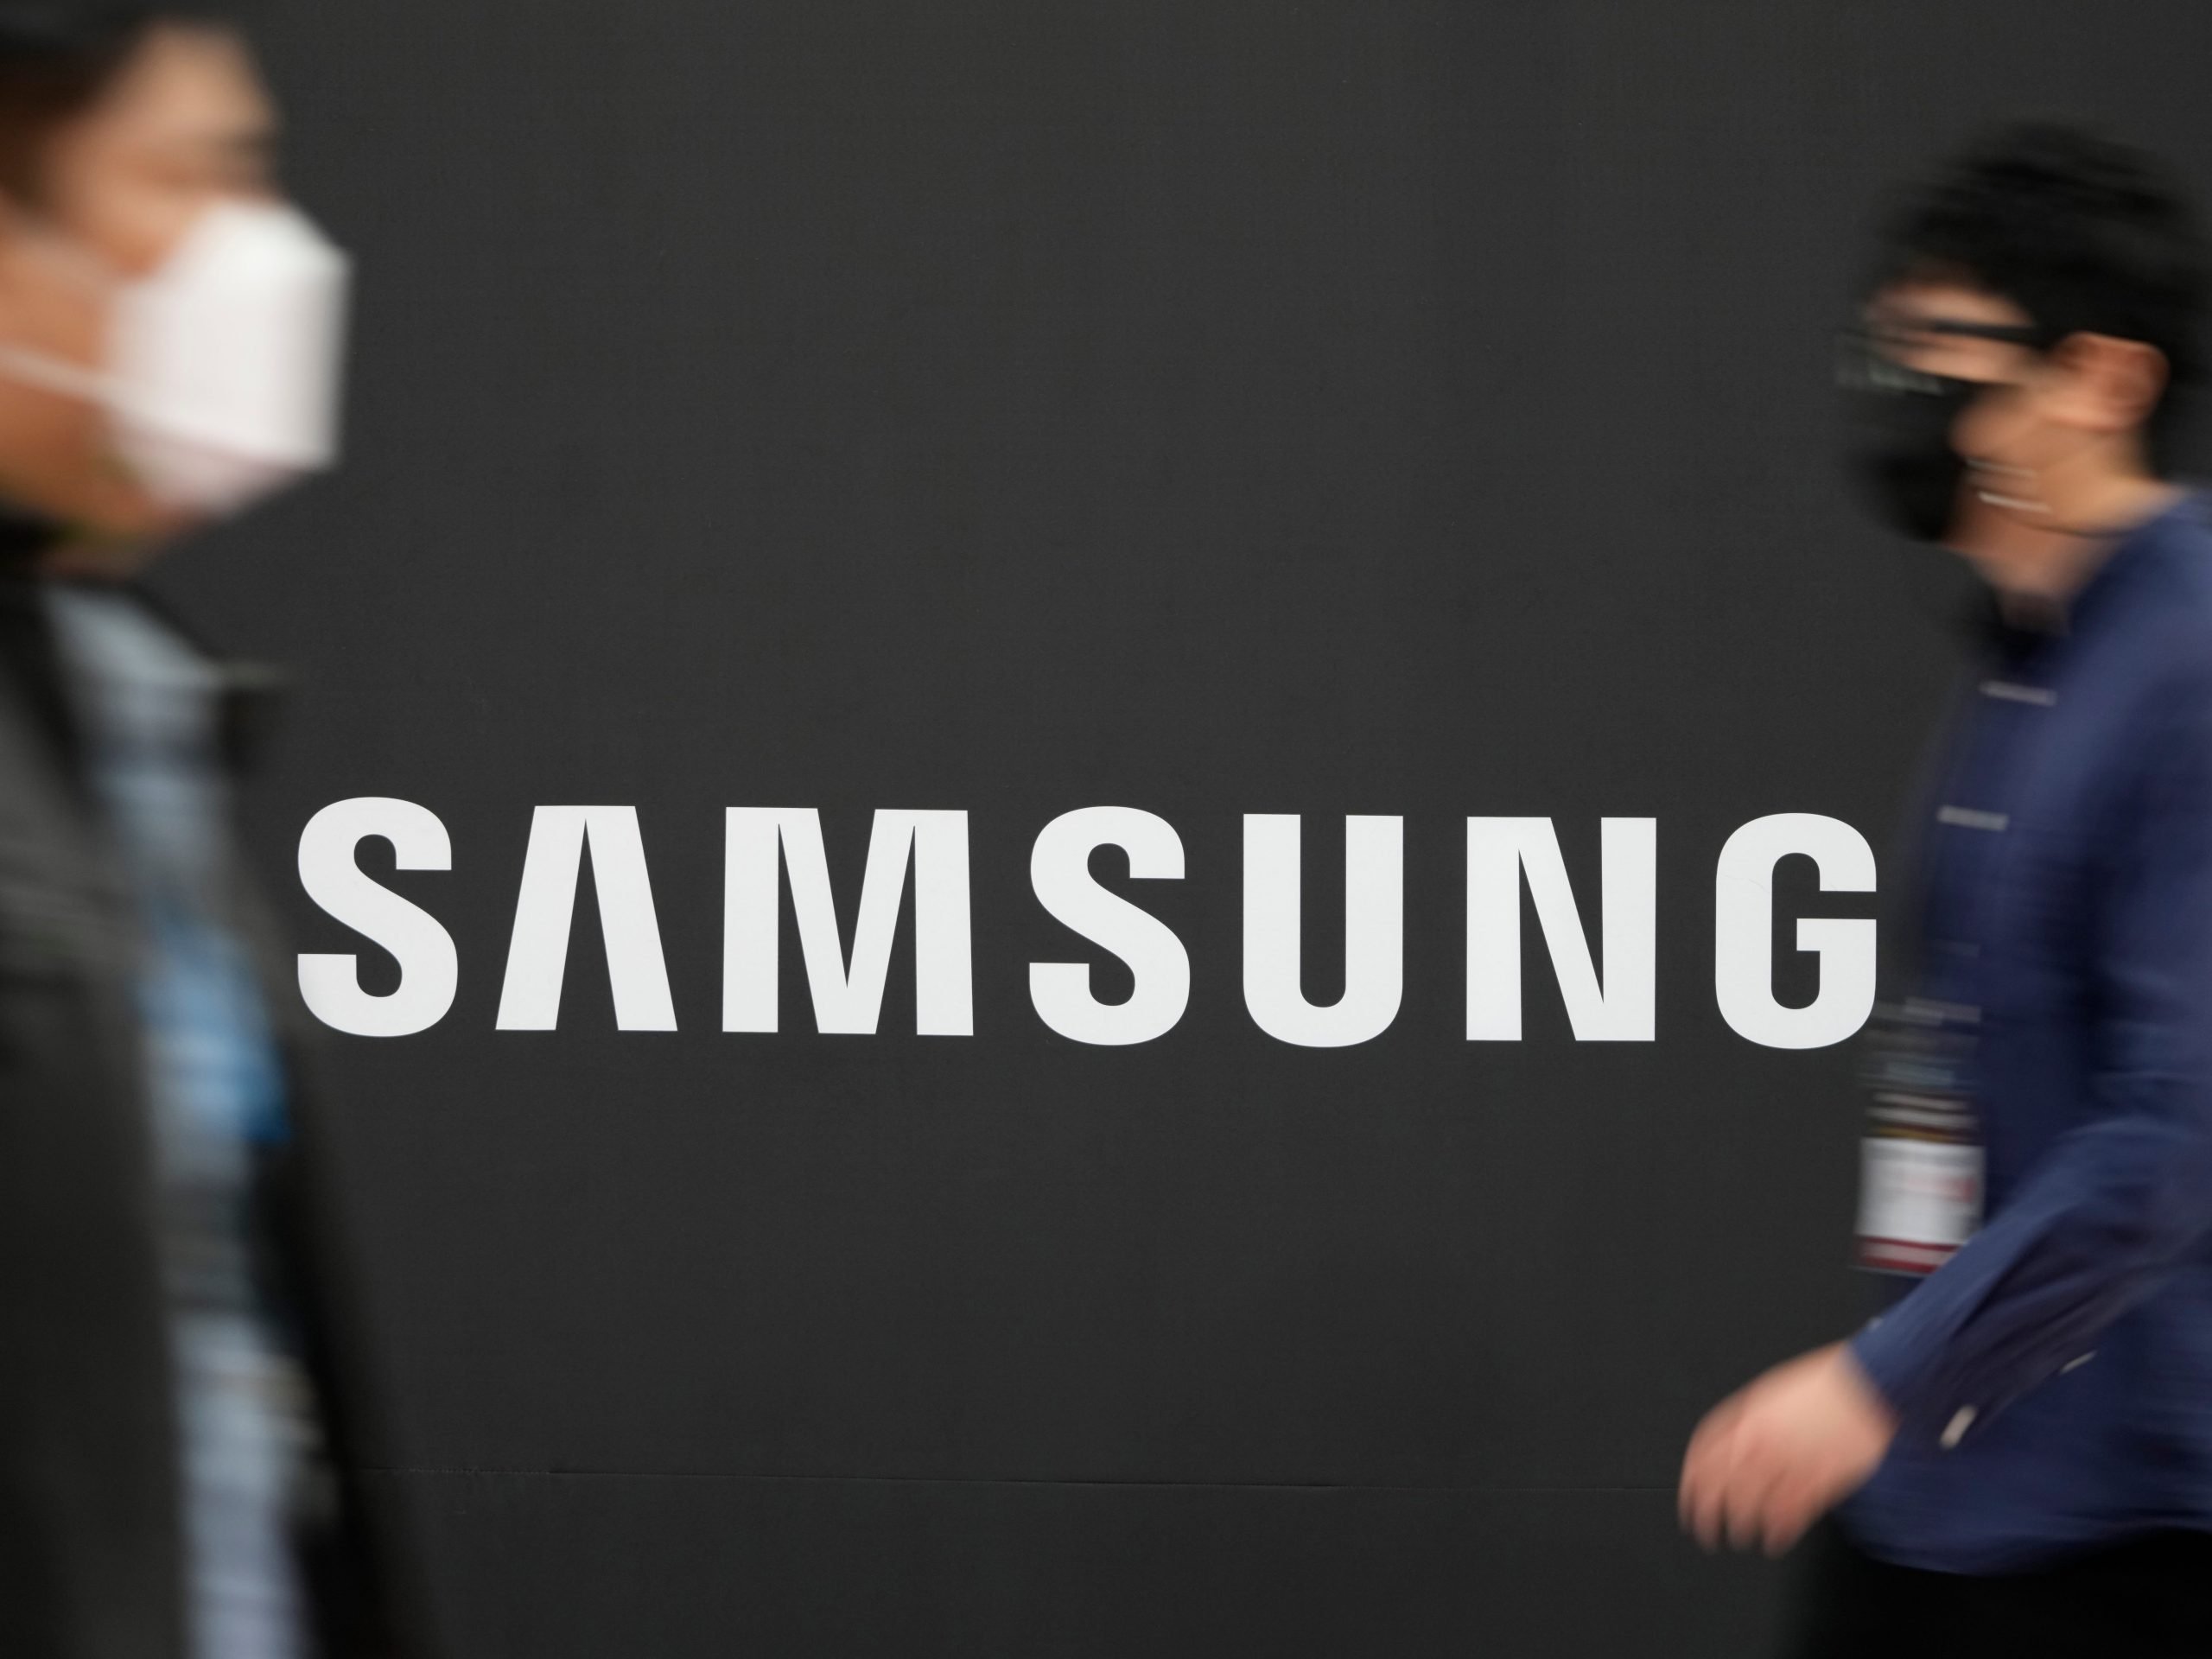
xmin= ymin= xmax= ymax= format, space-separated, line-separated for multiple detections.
xmin=1677 ymin=1342 xmax=1897 ymax=1555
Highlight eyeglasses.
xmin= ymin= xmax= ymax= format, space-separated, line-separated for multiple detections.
xmin=1837 ymin=319 xmax=2048 ymax=395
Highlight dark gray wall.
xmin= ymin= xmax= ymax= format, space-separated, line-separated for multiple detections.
xmin=158 ymin=3 xmax=2212 ymax=1652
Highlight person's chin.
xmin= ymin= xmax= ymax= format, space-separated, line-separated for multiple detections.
xmin=34 ymin=495 xmax=198 ymax=577
xmin=73 ymin=486 xmax=202 ymax=545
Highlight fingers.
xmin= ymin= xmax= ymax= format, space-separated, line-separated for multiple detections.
xmin=1725 ymin=1440 xmax=1789 ymax=1553
xmin=1680 ymin=1405 xmax=1830 ymax=1556
xmin=1681 ymin=1349 xmax=1886 ymax=1557
xmin=1759 ymin=1480 xmax=1821 ymax=1557
xmin=1680 ymin=1391 xmax=1743 ymax=1496
xmin=1760 ymin=1447 xmax=1847 ymax=1557
xmin=1679 ymin=1396 xmax=1747 ymax=1550
xmin=1677 ymin=1398 xmax=1733 ymax=1544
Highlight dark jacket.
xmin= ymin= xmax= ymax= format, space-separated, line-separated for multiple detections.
xmin=1847 ymin=493 xmax=2212 ymax=1572
xmin=0 ymin=566 xmax=420 ymax=1659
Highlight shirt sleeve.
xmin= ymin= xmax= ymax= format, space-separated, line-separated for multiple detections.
xmin=1850 ymin=683 xmax=2212 ymax=1433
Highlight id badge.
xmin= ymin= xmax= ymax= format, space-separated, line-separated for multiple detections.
xmin=1856 ymin=1135 xmax=1982 ymax=1276
xmin=1856 ymin=996 xmax=1984 ymax=1276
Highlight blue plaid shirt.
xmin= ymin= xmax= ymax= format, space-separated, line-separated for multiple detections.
xmin=1846 ymin=493 xmax=2212 ymax=1573
xmin=46 ymin=587 xmax=317 ymax=1659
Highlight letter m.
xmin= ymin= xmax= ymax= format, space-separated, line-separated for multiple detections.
xmin=723 ymin=809 xmax=973 ymax=1034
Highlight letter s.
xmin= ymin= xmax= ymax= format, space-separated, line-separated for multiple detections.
xmin=296 ymin=798 xmax=458 ymax=1037
xmin=1028 ymin=807 xmax=1190 ymax=1046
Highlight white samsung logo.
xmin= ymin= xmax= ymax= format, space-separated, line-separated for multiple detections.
xmin=296 ymin=800 xmax=1876 ymax=1053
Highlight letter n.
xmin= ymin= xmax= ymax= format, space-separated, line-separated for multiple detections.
xmin=1466 ymin=817 xmax=1656 ymax=1041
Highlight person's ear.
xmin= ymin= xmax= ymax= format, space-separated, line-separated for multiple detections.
xmin=2044 ymin=331 xmax=2169 ymax=436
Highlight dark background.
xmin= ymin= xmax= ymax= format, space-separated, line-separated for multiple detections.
xmin=154 ymin=3 xmax=2212 ymax=1652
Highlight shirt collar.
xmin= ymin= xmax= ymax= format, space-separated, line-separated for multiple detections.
xmin=1962 ymin=490 xmax=2200 ymax=664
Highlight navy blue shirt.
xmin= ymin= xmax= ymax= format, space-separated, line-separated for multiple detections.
xmin=1846 ymin=493 xmax=2212 ymax=1573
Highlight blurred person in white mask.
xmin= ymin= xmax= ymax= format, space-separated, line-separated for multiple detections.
xmin=0 ymin=6 xmax=427 ymax=1657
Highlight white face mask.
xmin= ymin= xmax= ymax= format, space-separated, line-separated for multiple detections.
xmin=0 ymin=199 xmax=351 ymax=517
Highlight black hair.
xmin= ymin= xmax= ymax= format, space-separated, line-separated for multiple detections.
xmin=0 ymin=3 xmax=248 ymax=201
xmin=1877 ymin=121 xmax=2209 ymax=467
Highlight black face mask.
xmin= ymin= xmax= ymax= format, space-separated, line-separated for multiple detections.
xmin=1837 ymin=309 xmax=2051 ymax=541
xmin=1841 ymin=359 xmax=1989 ymax=543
